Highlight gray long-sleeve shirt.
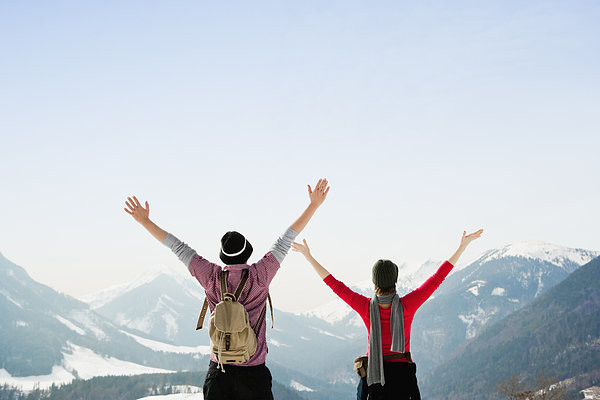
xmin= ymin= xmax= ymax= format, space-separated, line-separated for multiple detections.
xmin=162 ymin=227 xmax=298 ymax=269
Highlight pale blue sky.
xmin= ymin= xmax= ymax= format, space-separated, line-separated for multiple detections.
xmin=1 ymin=1 xmax=599 ymax=311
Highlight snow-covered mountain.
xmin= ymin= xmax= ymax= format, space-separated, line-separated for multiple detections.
xmin=0 ymin=252 xmax=341 ymax=398
xmin=0 ymin=252 xmax=211 ymax=391
xmin=83 ymin=268 xmax=207 ymax=346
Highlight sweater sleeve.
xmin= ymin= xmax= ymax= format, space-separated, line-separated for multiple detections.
xmin=162 ymin=233 xmax=197 ymax=268
xmin=162 ymin=233 xmax=221 ymax=287
xmin=402 ymin=260 xmax=454 ymax=315
xmin=269 ymin=228 xmax=299 ymax=264
xmin=323 ymin=275 xmax=370 ymax=317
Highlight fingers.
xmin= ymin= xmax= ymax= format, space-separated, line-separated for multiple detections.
xmin=124 ymin=208 xmax=133 ymax=215
xmin=308 ymin=185 xmax=312 ymax=194
xmin=145 ymin=201 xmax=150 ymax=212
xmin=291 ymin=241 xmax=304 ymax=253
xmin=133 ymin=196 xmax=142 ymax=207
xmin=126 ymin=199 xmax=135 ymax=211
xmin=324 ymin=186 xmax=330 ymax=196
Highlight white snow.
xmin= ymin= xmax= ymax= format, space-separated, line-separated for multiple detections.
xmin=581 ymin=386 xmax=600 ymax=400
xmin=80 ymin=267 xmax=190 ymax=309
xmin=0 ymin=343 xmax=174 ymax=391
xmin=467 ymin=281 xmax=486 ymax=296
xmin=491 ymin=287 xmax=506 ymax=296
xmin=534 ymin=270 xmax=545 ymax=297
xmin=268 ymin=338 xmax=290 ymax=348
xmin=302 ymin=298 xmax=353 ymax=324
xmin=0 ymin=289 xmax=23 ymax=308
xmin=478 ymin=241 xmax=599 ymax=270
xmin=120 ymin=330 xmax=211 ymax=355
xmin=63 ymin=343 xmax=174 ymax=379
xmin=311 ymin=327 xmax=346 ymax=340
xmin=69 ymin=311 xmax=107 ymax=340
xmin=458 ymin=306 xmax=498 ymax=339
xmin=55 ymin=315 xmax=86 ymax=335
xmin=290 ymin=380 xmax=314 ymax=392
xmin=137 ymin=385 xmax=203 ymax=399
xmin=0 ymin=365 xmax=75 ymax=391
xmin=137 ymin=394 xmax=203 ymax=400
xmin=115 ymin=295 xmax=183 ymax=341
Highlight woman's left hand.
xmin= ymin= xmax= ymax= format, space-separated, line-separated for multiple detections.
xmin=460 ymin=229 xmax=484 ymax=247
xmin=292 ymin=239 xmax=312 ymax=258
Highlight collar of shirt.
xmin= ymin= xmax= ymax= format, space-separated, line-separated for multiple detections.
xmin=223 ymin=264 xmax=250 ymax=271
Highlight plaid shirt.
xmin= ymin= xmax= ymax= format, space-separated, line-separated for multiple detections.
xmin=163 ymin=228 xmax=297 ymax=366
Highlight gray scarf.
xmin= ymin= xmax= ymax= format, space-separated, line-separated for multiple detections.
xmin=367 ymin=292 xmax=405 ymax=386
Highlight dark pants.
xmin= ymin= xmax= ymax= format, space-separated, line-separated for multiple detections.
xmin=203 ymin=361 xmax=274 ymax=400
xmin=357 ymin=362 xmax=421 ymax=400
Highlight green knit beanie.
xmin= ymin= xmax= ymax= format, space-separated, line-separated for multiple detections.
xmin=372 ymin=259 xmax=398 ymax=288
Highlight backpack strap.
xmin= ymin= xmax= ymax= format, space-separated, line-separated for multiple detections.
xmin=253 ymin=293 xmax=274 ymax=331
xmin=196 ymin=298 xmax=209 ymax=330
xmin=219 ymin=270 xmax=229 ymax=300
xmin=233 ymin=269 xmax=249 ymax=300
xmin=196 ymin=269 xmax=248 ymax=330
xmin=267 ymin=293 xmax=274 ymax=328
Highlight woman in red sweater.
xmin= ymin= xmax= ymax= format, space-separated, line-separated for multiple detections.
xmin=292 ymin=229 xmax=483 ymax=400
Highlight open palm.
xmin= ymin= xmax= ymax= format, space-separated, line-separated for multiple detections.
xmin=124 ymin=196 xmax=150 ymax=224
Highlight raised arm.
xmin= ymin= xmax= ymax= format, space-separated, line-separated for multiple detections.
xmin=292 ymin=239 xmax=330 ymax=279
xmin=124 ymin=196 xmax=167 ymax=242
xmin=403 ymin=229 xmax=484 ymax=313
xmin=124 ymin=195 xmax=198 ymax=268
xmin=269 ymin=178 xmax=330 ymax=263
xmin=293 ymin=239 xmax=370 ymax=315
xmin=291 ymin=178 xmax=330 ymax=233
xmin=448 ymin=229 xmax=484 ymax=266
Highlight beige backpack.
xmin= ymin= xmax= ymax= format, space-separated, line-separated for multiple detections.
xmin=197 ymin=270 xmax=267 ymax=372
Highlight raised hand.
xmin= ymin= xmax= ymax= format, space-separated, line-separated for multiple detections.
xmin=460 ymin=229 xmax=484 ymax=248
xmin=292 ymin=239 xmax=311 ymax=258
xmin=448 ymin=228 xmax=484 ymax=266
xmin=308 ymin=178 xmax=330 ymax=207
xmin=124 ymin=196 xmax=150 ymax=224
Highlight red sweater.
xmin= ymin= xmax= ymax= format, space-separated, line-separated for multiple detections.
xmin=323 ymin=261 xmax=454 ymax=362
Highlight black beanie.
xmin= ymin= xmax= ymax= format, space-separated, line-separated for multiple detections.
xmin=219 ymin=231 xmax=253 ymax=265
xmin=372 ymin=259 xmax=398 ymax=288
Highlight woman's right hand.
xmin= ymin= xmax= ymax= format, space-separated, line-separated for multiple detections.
xmin=292 ymin=239 xmax=311 ymax=258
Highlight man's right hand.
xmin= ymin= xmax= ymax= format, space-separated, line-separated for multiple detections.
xmin=124 ymin=196 xmax=150 ymax=224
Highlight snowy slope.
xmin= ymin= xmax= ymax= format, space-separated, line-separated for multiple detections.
xmin=0 ymin=343 xmax=174 ymax=391
xmin=81 ymin=268 xmax=193 ymax=310
xmin=476 ymin=241 xmax=598 ymax=272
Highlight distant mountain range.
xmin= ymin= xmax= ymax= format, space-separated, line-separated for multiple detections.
xmin=421 ymin=255 xmax=600 ymax=399
xmin=1 ymin=241 xmax=598 ymax=399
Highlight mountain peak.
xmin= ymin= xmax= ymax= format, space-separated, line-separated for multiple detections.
xmin=80 ymin=266 xmax=189 ymax=309
xmin=476 ymin=241 xmax=599 ymax=269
